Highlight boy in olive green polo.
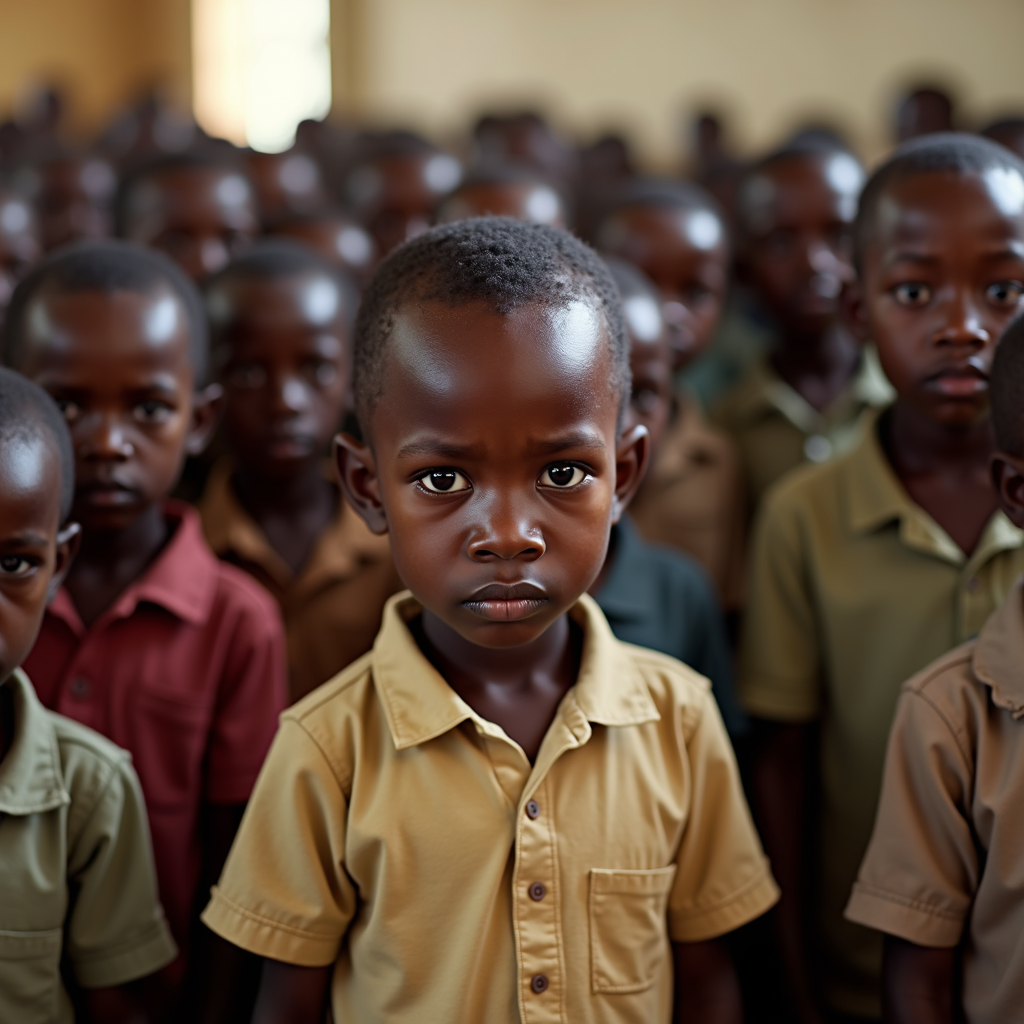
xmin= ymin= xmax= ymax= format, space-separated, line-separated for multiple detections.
xmin=0 ymin=368 xmax=176 ymax=1023
xmin=739 ymin=135 xmax=1024 ymax=1022
xmin=203 ymin=218 xmax=778 ymax=1023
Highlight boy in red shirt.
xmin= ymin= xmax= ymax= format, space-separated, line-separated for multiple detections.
xmin=3 ymin=240 xmax=288 ymax=1008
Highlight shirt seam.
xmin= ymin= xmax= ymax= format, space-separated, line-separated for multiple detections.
xmin=209 ymin=888 xmax=342 ymax=942
xmin=670 ymin=863 xmax=774 ymax=921
xmin=904 ymin=689 xmax=974 ymax=771
xmin=291 ymin=719 xmax=353 ymax=795
xmin=850 ymin=884 xmax=967 ymax=923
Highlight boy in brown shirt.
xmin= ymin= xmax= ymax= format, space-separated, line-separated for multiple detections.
xmin=199 ymin=242 xmax=403 ymax=701
xmin=846 ymin=314 xmax=1024 ymax=1024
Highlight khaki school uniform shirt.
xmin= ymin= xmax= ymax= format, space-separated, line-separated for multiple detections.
xmin=204 ymin=592 xmax=779 ymax=1024
xmin=846 ymin=577 xmax=1024 ymax=1024
xmin=711 ymin=346 xmax=894 ymax=513
xmin=0 ymin=671 xmax=177 ymax=1024
xmin=199 ymin=461 xmax=404 ymax=701
xmin=738 ymin=414 xmax=1024 ymax=1018
xmin=629 ymin=397 xmax=747 ymax=609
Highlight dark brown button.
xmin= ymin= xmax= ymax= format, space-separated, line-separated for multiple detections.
xmin=70 ymin=677 xmax=90 ymax=700
xmin=528 ymin=882 xmax=546 ymax=901
xmin=531 ymin=973 xmax=549 ymax=994
xmin=525 ymin=800 xmax=540 ymax=819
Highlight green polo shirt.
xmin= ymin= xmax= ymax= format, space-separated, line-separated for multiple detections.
xmin=739 ymin=413 xmax=1024 ymax=1018
xmin=711 ymin=346 xmax=894 ymax=513
xmin=0 ymin=670 xmax=176 ymax=1022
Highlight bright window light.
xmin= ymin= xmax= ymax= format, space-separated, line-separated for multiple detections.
xmin=192 ymin=0 xmax=332 ymax=152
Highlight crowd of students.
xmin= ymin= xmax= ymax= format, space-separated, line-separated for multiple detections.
xmin=0 ymin=81 xmax=1023 ymax=1024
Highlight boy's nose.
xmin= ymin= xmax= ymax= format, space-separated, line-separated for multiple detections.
xmin=467 ymin=501 xmax=545 ymax=562
xmin=271 ymin=375 xmax=309 ymax=414
xmin=80 ymin=413 xmax=132 ymax=460
xmin=934 ymin=289 xmax=990 ymax=346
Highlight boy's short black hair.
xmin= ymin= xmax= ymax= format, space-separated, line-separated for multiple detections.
xmin=114 ymin=150 xmax=251 ymax=236
xmin=3 ymin=239 xmax=209 ymax=384
xmin=0 ymin=366 xmax=75 ymax=522
xmin=854 ymin=133 xmax=1024 ymax=270
xmin=992 ymin=314 xmax=1024 ymax=455
xmin=352 ymin=216 xmax=629 ymax=430
xmin=205 ymin=239 xmax=361 ymax=349
xmin=601 ymin=176 xmax=722 ymax=222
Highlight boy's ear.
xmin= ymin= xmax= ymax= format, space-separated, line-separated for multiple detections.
xmin=610 ymin=423 xmax=650 ymax=524
xmin=991 ymin=451 xmax=1024 ymax=529
xmin=842 ymin=278 xmax=871 ymax=342
xmin=185 ymin=384 xmax=225 ymax=457
xmin=335 ymin=432 xmax=389 ymax=535
xmin=48 ymin=522 xmax=81 ymax=603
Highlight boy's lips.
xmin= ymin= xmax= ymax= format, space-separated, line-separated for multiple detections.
xmin=76 ymin=480 xmax=140 ymax=507
xmin=462 ymin=582 xmax=549 ymax=622
xmin=927 ymin=365 xmax=989 ymax=397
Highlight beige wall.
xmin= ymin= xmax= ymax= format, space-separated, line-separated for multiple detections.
xmin=345 ymin=0 xmax=1024 ymax=166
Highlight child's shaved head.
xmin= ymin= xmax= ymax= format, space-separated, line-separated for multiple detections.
xmin=992 ymin=315 xmax=1024 ymax=454
xmin=855 ymin=133 xmax=1024 ymax=270
xmin=353 ymin=217 xmax=628 ymax=429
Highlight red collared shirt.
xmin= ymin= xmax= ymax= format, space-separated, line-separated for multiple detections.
xmin=24 ymin=502 xmax=288 ymax=948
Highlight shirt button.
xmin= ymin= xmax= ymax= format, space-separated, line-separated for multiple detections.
xmin=804 ymin=434 xmax=833 ymax=463
xmin=69 ymin=677 xmax=91 ymax=700
xmin=531 ymin=973 xmax=549 ymax=994
xmin=525 ymin=799 xmax=540 ymax=819
xmin=529 ymin=882 xmax=546 ymax=901
xmin=966 ymin=576 xmax=980 ymax=593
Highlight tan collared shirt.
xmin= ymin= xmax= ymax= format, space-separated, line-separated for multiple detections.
xmin=846 ymin=578 xmax=1024 ymax=1024
xmin=199 ymin=462 xmax=404 ymax=701
xmin=629 ymin=397 xmax=747 ymax=609
xmin=204 ymin=593 xmax=778 ymax=1024
xmin=0 ymin=671 xmax=176 ymax=1023
xmin=711 ymin=346 xmax=894 ymax=513
xmin=739 ymin=413 xmax=1024 ymax=1018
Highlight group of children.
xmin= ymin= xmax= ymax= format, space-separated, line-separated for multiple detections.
xmin=0 ymin=89 xmax=1023 ymax=1024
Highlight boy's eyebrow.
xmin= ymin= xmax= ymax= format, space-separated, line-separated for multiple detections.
xmin=528 ymin=431 xmax=608 ymax=455
xmin=0 ymin=532 xmax=51 ymax=548
xmin=396 ymin=430 xmax=607 ymax=461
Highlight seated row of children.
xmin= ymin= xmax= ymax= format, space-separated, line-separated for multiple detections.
xmin=1 ymin=126 xmax=1023 ymax=1024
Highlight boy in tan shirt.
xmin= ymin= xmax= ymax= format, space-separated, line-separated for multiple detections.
xmin=845 ymin=314 xmax=1024 ymax=1024
xmin=203 ymin=218 xmax=778 ymax=1023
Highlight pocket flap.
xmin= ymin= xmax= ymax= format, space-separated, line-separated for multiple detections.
xmin=0 ymin=928 xmax=62 ymax=960
xmin=590 ymin=865 xmax=677 ymax=897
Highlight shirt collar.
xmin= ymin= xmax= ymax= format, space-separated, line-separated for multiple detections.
xmin=371 ymin=591 xmax=661 ymax=751
xmin=0 ymin=670 xmax=70 ymax=815
xmin=48 ymin=502 xmax=219 ymax=634
xmin=843 ymin=411 xmax=1022 ymax=568
xmin=591 ymin=517 xmax=656 ymax=623
xmin=199 ymin=459 xmax=389 ymax=596
xmin=973 ymin=577 xmax=1024 ymax=718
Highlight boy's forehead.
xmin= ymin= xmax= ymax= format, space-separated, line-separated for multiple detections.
xmin=744 ymin=152 xmax=862 ymax=230
xmin=0 ymin=434 xmax=61 ymax=529
xmin=133 ymin=168 xmax=253 ymax=224
xmin=212 ymin=270 xmax=345 ymax=333
xmin=606 ymin=205 xmax=723 ymax=256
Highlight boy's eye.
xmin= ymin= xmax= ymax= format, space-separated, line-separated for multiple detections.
xmin=418 ymin=470 xmax=471 ymax=494
xmin=684 ymin=284 xmax=713 ymax=306
xmin=986 ymin=280 xmax=1024 ymax=306
xmin=303 ymin=360 xmax=338 ymax=387
xmin=0 ymin=555 xmax=35 ymax=578
xmin=540 ymin=463 xmax=587 ymax=488
xmin=891 ymin=282 xmax=932 ymax=306
xmin=55 ymin=399 xmax=80 ymax=423
xmin=228 ymin=364 xmax=267 ymax=389
xmin=133 ymin=400 xmax=174 ymax=425
xmin=632 ymin=387 xmax=661 ymax=415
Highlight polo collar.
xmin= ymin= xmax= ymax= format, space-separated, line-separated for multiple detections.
xmin=843 ymin=411 xmax=1022 ymax=568
xmin=591 ymin=517 xmax=656 ymax=623
xmin=0 ymin=670 xmax=70 ymax=815
xmin=973 ymin=578 xmax=1024 ymax=718
xmin=372 ymin=591 xmax=660 ymax=752
xmin=48 ymin=502 xmax=218 ymax=635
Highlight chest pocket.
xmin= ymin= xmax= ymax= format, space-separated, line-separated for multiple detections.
xmin=0 ymin=928 xmax=63 ymax=1023
xmin=589 ymin=866 xmax=677 ymax=994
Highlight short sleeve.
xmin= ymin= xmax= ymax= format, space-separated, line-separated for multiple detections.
xmin=204 ymin=573 xmax=289 ymax=805
xmin=844 ymin=688 xmax=976 ymax=947
xmin=65 ymin=751 xmax=178 ymax=988
xmin=202 ymin=718 xmax=357 ymax=966
xmin=668 ymin=689 xmax=780 ymax=941
xmin=738 ymin=487 xmax=822 ymax=722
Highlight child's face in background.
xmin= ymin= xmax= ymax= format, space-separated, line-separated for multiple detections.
xmin=0 ymin=195 xmax=41 ymax=322
xmin=0 ymin=436 xmax=77 ymax=683
xmin=624 ymin=292 xmax=673 ymax=455
xmin=19 ymin=286 xmax=213 ymax=533
xmin=28 ymin=157 xmax=116 ymax=251
xmin=270 ymin=215 xmax=377 ymax=285
xmin=245 ymin=151 xmax=328 ymax=227
xmin=349 ymin=152 xmax=462 ymax=256
xmin=214 ymin=271 xmax=349 ymax=481
xmin=438 ymin=182 xmax=568 ymax=229
xmin=853 ymin=169 xmax=1024 ymax=429
xmin=339 ymin=298 xmax=647 ymax=650
xmin=741 ymin=152 xmax=863 ymax=341
xmin=597 ymin=204 xmax=727 ymax=372
xmin=124 ymin=167 xmax=259 ymax=281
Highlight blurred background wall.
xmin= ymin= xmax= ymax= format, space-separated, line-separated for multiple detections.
xmin=0 ymin=0 xmax=1022 ymax=162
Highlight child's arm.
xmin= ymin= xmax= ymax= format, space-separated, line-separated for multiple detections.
xmin=882 ymin=937 xmax=956 ymax=1024
xmin=672 ymin=939 xmax=742 ymax=1024
xmin=252 ymin=961 xmax=333 ymax=1024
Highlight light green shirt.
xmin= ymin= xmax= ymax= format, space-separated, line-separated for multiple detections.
xmin=0 ymin=670 xmax=176 ymax=1023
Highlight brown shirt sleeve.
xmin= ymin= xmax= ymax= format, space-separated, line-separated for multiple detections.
xmin=844 ymin=681 xmax=977 ymax=948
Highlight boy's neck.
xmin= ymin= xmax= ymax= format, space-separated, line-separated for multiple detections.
xmin=66 ymin=502 xmax=171 ymax=628
xmin=232 ymin=461 xmax=338 ymax=576
xmin=770 ymin=321 xmax=861 ymax=412
xmin=414 ymin=609 xmax=582 ymax=763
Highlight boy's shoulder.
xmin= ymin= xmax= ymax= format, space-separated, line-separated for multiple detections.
xmin=710 ymin=355 xmax=775 ymax=429
xmin=48 ymin=709 xmax=135 ymax=807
